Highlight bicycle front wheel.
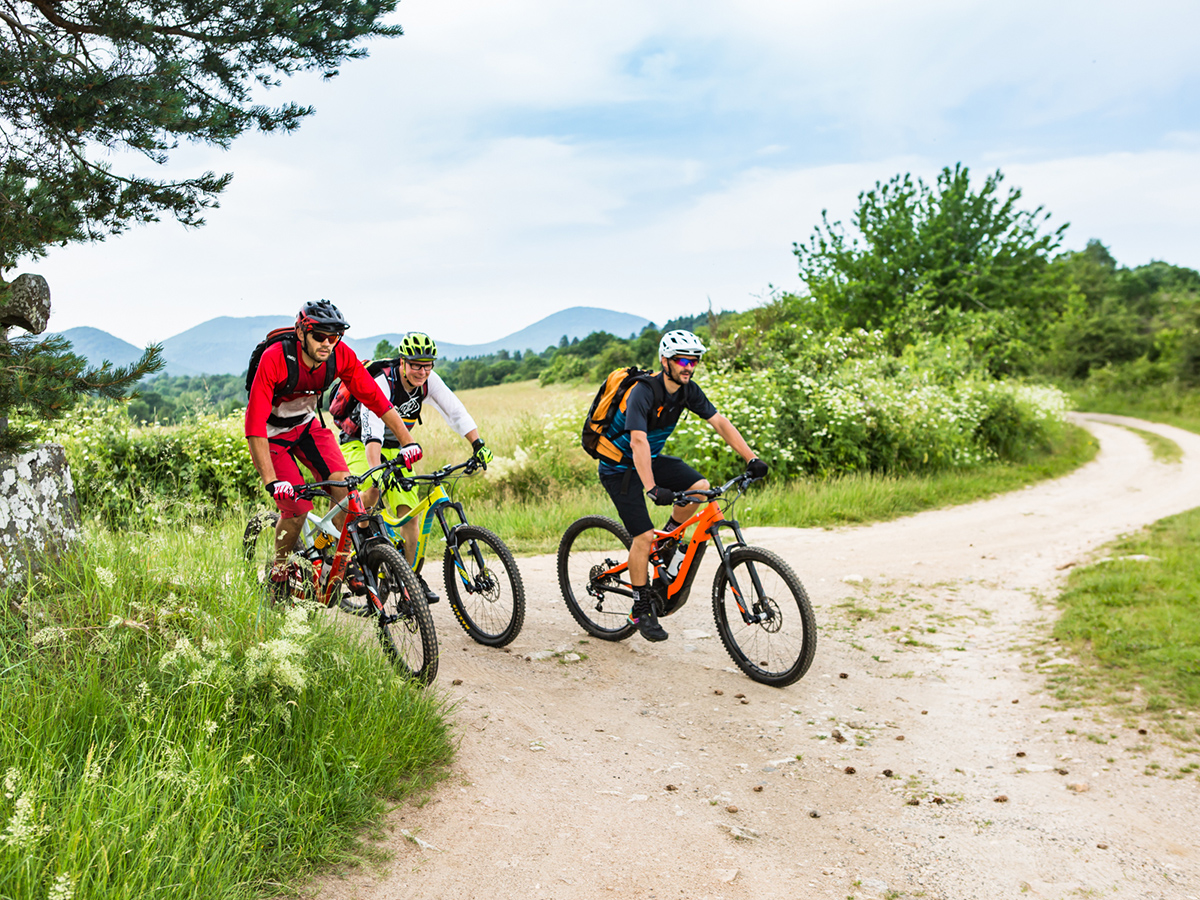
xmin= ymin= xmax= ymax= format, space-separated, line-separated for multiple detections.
xmin=712 ymin=546 xmax=816 ymax=687
xmin=443 ymin=525 xmax=526 ymax=647
xmin=363 ymin=543 xmax=439 ymax=684
xmin=557 ymin=516 xmax=636 ymax=641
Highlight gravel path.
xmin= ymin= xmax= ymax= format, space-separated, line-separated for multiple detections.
xmin=315 ymin=413 xmax=1200 ymax=900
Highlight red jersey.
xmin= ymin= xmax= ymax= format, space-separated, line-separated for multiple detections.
xmin=245 ymin=340 xmax=393 ymax=439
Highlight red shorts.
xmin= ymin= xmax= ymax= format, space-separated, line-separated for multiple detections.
xmin=269 ymin=420 xmax=348 ymax=519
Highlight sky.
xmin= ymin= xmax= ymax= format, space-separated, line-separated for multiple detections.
xmin=25 ymin=0 xmax=1200 ymax=347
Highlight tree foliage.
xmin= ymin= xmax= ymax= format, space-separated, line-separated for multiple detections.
xmin=791 ymin=164 xmax=1068 ymax=373
xmin=1 ymin=334 xmax=163 ymax=450
xmin=0 ymin=0 xmax=402 ymax=270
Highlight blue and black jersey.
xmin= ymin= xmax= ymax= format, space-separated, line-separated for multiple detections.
xmin=598 ymin=373 xmax=718 ymax=475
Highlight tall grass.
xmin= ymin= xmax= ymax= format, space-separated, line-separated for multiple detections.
xmin=0 ymin=516 xmax=451 ymax=900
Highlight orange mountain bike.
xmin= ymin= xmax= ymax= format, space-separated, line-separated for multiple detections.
xmin=556 ymin=473 xmax=816 ymax=687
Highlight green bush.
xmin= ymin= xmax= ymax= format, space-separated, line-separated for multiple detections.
xmin=41 ymin=407 xmax=260 ymax=527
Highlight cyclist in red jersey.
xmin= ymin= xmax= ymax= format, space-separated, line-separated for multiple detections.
xmin=244 ymin=300 xmax=421 ymax=589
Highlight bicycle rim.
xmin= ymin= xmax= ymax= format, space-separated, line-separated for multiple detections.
xmin=712 ymin=546 xmax=817 ymax=687
xmin=363 ymin=543 xmax=439 ymax=684
xmin=242 ymin=509 xmax=280 ymax=575
xmin=557 ymin=516 xmax=636 ymax=641
xmin=443 ymin=525 xmax=526 ymax=647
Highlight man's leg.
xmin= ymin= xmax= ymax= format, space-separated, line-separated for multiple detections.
xmin=600 ymin=469 xmax=668 ymax=642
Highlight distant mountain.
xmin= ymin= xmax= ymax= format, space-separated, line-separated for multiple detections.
xmin=347 ymin=307 xmax=652 ymax=360
xmin=160 ymin=315 xmax=291 ymax=377
xmin=50 ymin=327 xmax=200 ymax=376
xmin=61 ymin=307 xmax=654 ymax=375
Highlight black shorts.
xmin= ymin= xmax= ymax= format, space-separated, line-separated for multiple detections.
xmin=599 ymin=455 xmax=704 ymax=537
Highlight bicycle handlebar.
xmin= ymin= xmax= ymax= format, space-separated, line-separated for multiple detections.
xmin=292 ymin=455 xmax=416 ymax=502
xmin=670 ymin=472 xmax=762 ymax=505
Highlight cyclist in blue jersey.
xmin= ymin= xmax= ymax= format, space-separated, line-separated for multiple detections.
xmin=599 ymin=329 xmax=768 ymax=642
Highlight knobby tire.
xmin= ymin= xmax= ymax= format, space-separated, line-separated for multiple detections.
xmin=364 ymin=543 xmax=439 ymax=684
xmin=557 ymin=515 xmax=637 ymax=641
xmin=712 ymin=545 xmax=816 ymax=687
xmin=443 ymin=524 xmax=526 ymax=647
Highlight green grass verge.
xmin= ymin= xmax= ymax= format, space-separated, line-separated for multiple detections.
xmin=1046 ymin=390 xmax=1200 ymax=722
xmin=1072 ymin=383 xmax=1200 ymax=435
xmin=0 ymin=517 xmax=452 ymax=900
xmin=1118 ymin=424 xmax=1183 ymax=464
xmin=1053 ymin=507 xmax=1200 ymax=722
xmin=467 ymin=421 xmax=1098 ymax=554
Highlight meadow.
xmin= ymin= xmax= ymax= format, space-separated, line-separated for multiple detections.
xmin=1 ymin=374 xmax=1103 ymax=899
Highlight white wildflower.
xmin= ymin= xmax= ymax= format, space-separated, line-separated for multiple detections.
xmin=2 ymin=768 xmax=19 ymax=800
xmin=47 ymin=873 xmax=75 ymax=900
xmin=2 ymin=791 xmax=49 ymax=849
xmin=95 ymin=567 xmax=116 ymax=588
xmin=31 ymin=626 xmax=67 ymax=648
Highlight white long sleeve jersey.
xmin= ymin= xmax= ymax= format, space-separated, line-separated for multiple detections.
xmin=359 ymin=369 xmax=477 ymax=446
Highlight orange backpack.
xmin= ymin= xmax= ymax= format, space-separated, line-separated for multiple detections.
xmin=580 ymin=366 xmax=664 ymax=463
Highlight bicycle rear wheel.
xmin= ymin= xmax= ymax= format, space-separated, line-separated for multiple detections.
xmin=242 ymin=509 xmax=280 ymax=573
xmin=443 ymin=525 xmax=526 ymax=647
xmin=712 ymin=545 xmax=816 ymax=687
xmin=557 ymin=516 xmax=636 ymax=641
xmin=363 ymin=543 xmax=439 ymax=684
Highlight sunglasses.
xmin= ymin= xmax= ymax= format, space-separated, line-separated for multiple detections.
xmin=309 ymin=330 xmax=342 ymax=344
xmin=673 ymin=356 xmax=701 ymax=368
xmin=405 ymin=360 xmax=435 ymax=372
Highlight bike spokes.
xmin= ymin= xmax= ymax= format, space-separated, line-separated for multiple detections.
xmin=712 ymin=546 xmax=816 ymax=687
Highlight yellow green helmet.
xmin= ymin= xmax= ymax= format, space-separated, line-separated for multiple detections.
xmin=398 ymin=331 xmax=437 ymax=362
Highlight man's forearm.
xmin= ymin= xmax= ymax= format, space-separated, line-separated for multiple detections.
xmin=382 ymin=409 xmax=415 ymax=445
xmin=711 ymin=416 xmax=755 ymax=461
xmin=247 ymin=436 xmax=277 ymax=484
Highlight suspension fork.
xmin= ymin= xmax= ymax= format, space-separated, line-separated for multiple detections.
xmin=710 ymin=520 xmax=771 ymax=624
xmin=438 ymin=500 xmax=485 ymax=584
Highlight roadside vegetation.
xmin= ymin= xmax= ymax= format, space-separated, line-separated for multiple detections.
xmin=0 ymin=518 xmax=451 ymax=900
xmin=1052 ymin=504 xmax=1200 ymax=722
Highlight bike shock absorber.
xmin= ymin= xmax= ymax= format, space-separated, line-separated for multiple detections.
xmin=312 ymin=530 xmax=332 ymax=551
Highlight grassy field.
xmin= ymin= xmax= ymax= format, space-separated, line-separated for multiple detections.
xmin=1052 ymin=507 xmax=1200 ymax=724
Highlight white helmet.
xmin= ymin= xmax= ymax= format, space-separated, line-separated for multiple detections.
xmin=658 ymin=329 xmax=707 ymax=359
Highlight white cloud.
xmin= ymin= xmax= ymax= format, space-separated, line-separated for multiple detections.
xmin=25 ymin=0 xmax=1200 ymax=346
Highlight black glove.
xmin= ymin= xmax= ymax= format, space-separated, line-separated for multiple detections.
xmin=746 ymin=458 xmax=769 ymax=480
xmin=646 ymin=485 xmax=675 ymax=506
xmin=471 ymin=438 xmax=493 ymax=468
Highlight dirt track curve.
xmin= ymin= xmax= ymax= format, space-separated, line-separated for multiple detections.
xmin=313 ymin=413 xmax=1200 ymax=900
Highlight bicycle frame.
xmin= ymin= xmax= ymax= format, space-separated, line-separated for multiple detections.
xmin=378 ymin=481 xmax=465 ymax=570
xmin=596 ymin=477 xmax=775 ymax=626
xmin=375 ymin=459 xmax=490 ymax=589
xmin=292 ymin=468 xmax=397 ymax=612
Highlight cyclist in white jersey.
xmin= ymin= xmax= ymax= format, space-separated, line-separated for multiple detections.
xmin=340 ymin=332 xmax=493 ymax=602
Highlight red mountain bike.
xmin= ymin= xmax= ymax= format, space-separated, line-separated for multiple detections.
xmin=243 ymin=458 xmax=438 ymax=684
xmin=557 ymin=473 xmax=816 ymax=687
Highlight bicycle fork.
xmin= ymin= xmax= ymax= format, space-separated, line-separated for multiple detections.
xmin=709 ymin=521 xmax=774 ymax=625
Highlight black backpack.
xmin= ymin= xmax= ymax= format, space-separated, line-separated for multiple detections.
xmin=245 ymin=328 xmax=337 ymax=426
xmin=328 ymin=358 xmax=427 ymax=440
xmin=581 ymin=366 xmax=665 ymax=463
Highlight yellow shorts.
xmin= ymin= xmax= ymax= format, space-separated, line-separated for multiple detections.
xmin=340 ymin=440 xmax=420 ymax=520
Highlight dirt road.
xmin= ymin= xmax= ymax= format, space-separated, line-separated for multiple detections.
xmin=317 ymin=413 xmax=1200 ymax=900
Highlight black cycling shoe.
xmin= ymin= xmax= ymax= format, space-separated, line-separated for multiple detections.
xmin=628 ymin=593 xmax=667 ymax=642
xmin=417 ymin=572 xmax=440 ymax=604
